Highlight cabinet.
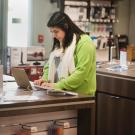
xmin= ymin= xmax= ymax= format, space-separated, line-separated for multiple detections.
xmin=96 ymin=71 xmax=135 ymax=135
xmin=0 ymin=82 xmax=95 ymax=135
xmin=96 ymin=92 xmax=135 ymax=135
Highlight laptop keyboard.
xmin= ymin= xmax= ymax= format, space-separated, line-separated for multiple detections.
xmin=33 ymin=84 xmax=49 ymax=90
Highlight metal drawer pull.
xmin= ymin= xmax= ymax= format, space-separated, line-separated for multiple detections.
xmin=110 ymin=96 xmax=120 ymax=99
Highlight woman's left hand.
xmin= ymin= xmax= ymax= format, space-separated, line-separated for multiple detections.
xmin=41 ymin=82 xmax=55 ymax=89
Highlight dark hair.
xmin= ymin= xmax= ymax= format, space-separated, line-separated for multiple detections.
xmin=47 ymin=11 xmax=85 ymax=51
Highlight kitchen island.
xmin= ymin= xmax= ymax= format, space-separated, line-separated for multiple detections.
xmin=0 ymin=82 xmax=95 ymax=135
xmin=96 ymin=62 xmax=135 ymax=135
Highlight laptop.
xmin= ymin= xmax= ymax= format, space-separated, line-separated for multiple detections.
xmin=11 ymin=68 xmax=45 ymax=90
xmin=11 ymin=68 xmax=78 ymax=96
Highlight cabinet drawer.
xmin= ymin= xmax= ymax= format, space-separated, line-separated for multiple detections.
xmin=96 ymin=73 xmax=135 ymax=98
xmin=96 ymin=92 xmax=135 ymax=135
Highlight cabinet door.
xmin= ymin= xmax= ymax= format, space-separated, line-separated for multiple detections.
xmin=96 ymin=92 xmax=135 ymax=135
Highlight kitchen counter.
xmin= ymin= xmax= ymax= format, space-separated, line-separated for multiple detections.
xmin=96 ymin=62 xmax=135 ymax=79
xmin=96 ymin=62 xmax=135 ymax=98
xmin=0 ymin=82 xmax=95 ymax=135
xmin=96 ymin=62 xmax=135 ymax=135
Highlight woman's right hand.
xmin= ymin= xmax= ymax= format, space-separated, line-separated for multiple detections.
xmin=34 ymin=78 xmax=45 ymax=86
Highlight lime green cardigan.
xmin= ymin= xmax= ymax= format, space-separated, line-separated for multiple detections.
xmin=42 ymin=34 xmax=96 ymax=96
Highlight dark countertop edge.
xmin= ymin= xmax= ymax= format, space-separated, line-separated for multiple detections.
xmin=0 ymin=96 xmax=95 ymax=108
xmin=0 ymin=100 xmax=95 ymax=117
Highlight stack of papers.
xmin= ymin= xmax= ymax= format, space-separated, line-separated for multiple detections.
xmin=3 ymin=95 xmax=39 ymax=102
xmin=3 ymin=75 xmax=15 ymax=82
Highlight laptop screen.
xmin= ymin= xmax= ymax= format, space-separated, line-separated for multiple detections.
xmin=11 ymin=68 xmax=32 ymax=90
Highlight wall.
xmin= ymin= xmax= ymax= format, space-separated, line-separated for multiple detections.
xmin=113 ymin=0 xmax=130 ymax=35
xmin=0 ymin=0 xmax=2 ymax=63
xmin=128 ymin=0 xmax=135 ymax=44
xmin=6 ymin=0 xmax=59 ymax=58
xmin=0 ymin=0 xmax=8 ymax=68
xmin=31 ymin=0 xmax=59 ymax=58
xmin=113 ymin=0 xmax=135 ymax=44
xmin=7 ymin=0 xmax=30 ymax=47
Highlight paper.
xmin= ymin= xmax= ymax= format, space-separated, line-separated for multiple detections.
xmin=3 ymin=75 xmax=15 ymax=82
xmin=3 ymin=95 xmax=39 ymax=102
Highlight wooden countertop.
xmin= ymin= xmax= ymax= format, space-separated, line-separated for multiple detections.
xmin=96 ymin=62 xmax=135 ymax=79
xmin=0 ymin=82 xmax=95 ymax=117
xmin=96 ymin=62 xmax=135 ymax=99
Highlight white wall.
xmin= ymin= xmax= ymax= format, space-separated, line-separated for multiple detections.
xmin=7 ymin=0 xmax=59 ymax=58
xmin=7 ymin=0 xmax=30 ymax=47
xmin=31 ymin=0 xmax=59 ymax=58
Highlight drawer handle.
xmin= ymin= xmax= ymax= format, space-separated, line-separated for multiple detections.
xmin=110 ymin=96 xmax=120 ymax=99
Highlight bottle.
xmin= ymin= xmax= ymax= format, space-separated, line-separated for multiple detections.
xmin=120 ymin=49 xmax=128 ymax=67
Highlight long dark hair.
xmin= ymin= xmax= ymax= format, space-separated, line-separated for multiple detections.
xmin=47 ymin=11 xmax=85 ymax=51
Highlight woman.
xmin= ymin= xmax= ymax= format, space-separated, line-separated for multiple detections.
xmin=34 ymin=11 xmax=96 ymax=96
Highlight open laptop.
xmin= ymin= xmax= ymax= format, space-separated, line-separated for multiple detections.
xmin=11 ymin=68 xmax=45 ymax=90
xmin=11 ymin=68 xmax=78 ymax=96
